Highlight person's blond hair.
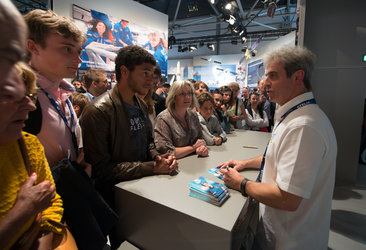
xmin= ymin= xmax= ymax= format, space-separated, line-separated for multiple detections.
xmin=228 ymin=82 xmax=240 ymax=91
xmin=24 ymin=9 xmax=86 ymax=48
xmin=14 ymin=62 xmax=36 ymax=96
xmin=166 ymin=80 xmax=197 ymax=113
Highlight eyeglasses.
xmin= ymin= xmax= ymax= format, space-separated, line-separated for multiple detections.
xmin=176 ymin=91 xmax=193 ymax=97
xmin=0 ymin=92 xmax=37 ymax=105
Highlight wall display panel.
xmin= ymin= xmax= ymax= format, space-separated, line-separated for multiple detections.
xmin=192 ymin=65 xmax=238 ymax=89
xmin=73 ymin=5 xmax=168 ymax=76
xmin=247 ymin=59 xmax=265 ymax=88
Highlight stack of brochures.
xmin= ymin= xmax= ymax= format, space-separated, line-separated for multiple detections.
xmin=206 ymin=167 xmax=224 ymax=180
xmin=189 ymin=176 xmax=230 ymax=206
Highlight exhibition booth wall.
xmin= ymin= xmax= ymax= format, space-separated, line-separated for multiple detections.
xmin=303 ymin=0 xmax=366 ymax=185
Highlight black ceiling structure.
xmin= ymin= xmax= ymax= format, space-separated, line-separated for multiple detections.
xmin=135 ymin=0 xmax=297 ymax=47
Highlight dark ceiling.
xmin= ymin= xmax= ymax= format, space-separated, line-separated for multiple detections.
xmin=135 ymin=0 xmax=296 ymax=22
xmin=134 ymin=0 xmax=298 ymax=45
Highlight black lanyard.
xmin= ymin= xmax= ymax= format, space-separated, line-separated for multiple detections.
xmin=39 ymin=87 xmax=79 ymax=157
xmin=257 ymin=98 xmax=316 ymax=182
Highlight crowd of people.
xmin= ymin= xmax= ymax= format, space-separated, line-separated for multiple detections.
xmin=0 ymin=1 xmax=337 ymax=250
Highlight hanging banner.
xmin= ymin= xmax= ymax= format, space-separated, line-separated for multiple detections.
xmin=73 ymin=5 xmax=168 ymax=77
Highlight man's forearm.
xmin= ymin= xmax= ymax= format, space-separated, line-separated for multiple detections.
xmin=245 ymin=181 xmax=303 ymax=211
xmin=239 ymin=155 xmax=262 ymax=171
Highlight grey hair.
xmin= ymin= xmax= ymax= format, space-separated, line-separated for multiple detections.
xmin=264 ymin=46 xmax=316 ymax=90
xmin=166 ymin=80 xmax=198 ymax=112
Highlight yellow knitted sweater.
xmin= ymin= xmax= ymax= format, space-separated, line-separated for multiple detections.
xmin=0 ymin=132 xmax=63 ymax=249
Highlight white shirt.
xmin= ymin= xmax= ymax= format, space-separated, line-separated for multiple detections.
xmin=257 ymin=92 xmax=337 ymax=250
xmin=244 ymin=108 xmax=269 ymax=131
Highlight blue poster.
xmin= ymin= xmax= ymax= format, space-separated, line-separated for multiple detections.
xmin=73 ymin=5 xmax=168 ymax=76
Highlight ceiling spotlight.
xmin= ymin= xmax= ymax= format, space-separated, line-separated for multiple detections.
xmin=209 ymin=0 xmax=216 ymax=4
xmin=251 ymin=50 xmax=257 ymax=57
xmin=189 ymin=45 xmax=197 ymax=52
xmin=230 ymin=24 xmax=243 ymax=34
xmin=238 ymin=28 xmax=247 ymax=37
xmin=241 ymin=46 xmax=248 ymax=53
xmin=178 ymin=45 xmax=182 ymax=52
xmin=241 ymin=36 xmax=247 ymax=43
xmin=228 ymin=15 xmax=236 ymax=25
xmin=168 ymin=44 xmax=172 ymax=49
xmin=168 ymin=35 xmax=176 ymax=45
xmin=207 ymin=43 xmax=215 ymax=51
xmin=181 ymin=46 xmax=189 ymax=52
xmin=225 ymin=3 xmax=232 ymax=10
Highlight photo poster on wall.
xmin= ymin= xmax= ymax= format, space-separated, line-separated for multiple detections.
xmin=247 ymin=59 xmax=265 ymax=88
xmin=192 ymin=65 xmax=237 ymax=89
xmin=72 ymin=5 xmax=168 ymax=77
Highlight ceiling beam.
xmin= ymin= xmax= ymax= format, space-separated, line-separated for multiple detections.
xmin=173 ymin=28 xmax=295 ymax=45
xmin=207 ymin=0 xmax=221 ymax=16
xmin=172 ymin=0 xmax=182 ymax=26
xmin=245 ymin=0 xmax=261 ymax=19
xmin=236 ymin=0 xmax=246 ymax=19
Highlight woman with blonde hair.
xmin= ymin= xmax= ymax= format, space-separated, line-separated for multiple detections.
xmin=154 ymin=80 xmax=208 ymax=159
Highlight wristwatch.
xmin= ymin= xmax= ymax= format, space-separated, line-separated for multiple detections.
xmin=240 ymin=178 xmax=249 ymax=197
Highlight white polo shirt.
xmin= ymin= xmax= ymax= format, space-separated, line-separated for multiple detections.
xmin=257 ymin=92 xmax=337 ymax=250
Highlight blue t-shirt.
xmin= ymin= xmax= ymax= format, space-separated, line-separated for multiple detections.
xmin=124 ymin=100 xmax=148 ymax=162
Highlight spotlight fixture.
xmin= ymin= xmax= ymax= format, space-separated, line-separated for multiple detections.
xmin=178 ymin=45 xmax=182 ymax=52
xmin=168 ymin=35 xmax=176 ymax=45
xmin=189 ymin=45 xmax=197 ymax=52
xmin=168 ymin=44 xmax=172 ymax=49
xmin=241 ymin=36 xmax=247 ymax=43
xmin=209 ymin=0 xmax=216 ymax=4
xmin=207 ymin=43 xmax=215 ymax=51
xmin=251 ymin=50 xmax=257 ymax=57
xmin=241 ymin=46 xmax=248 ymax=53
xmin=225 ymin=3 xmax=232 ymax=10
xmin=223 ymin=14 xmax=236 ymax=25
xmin=238 ymin=27 xmax=247 ymax=37
xmin=181 ymin=46 xmax=189 ymax=52
xmin=230 ymin=24 xmax=243 ymax=34
xmin=227 ymin=15 xmax=236 ymax=25
xmin=199 ymin=41 xmax=205 ymax=47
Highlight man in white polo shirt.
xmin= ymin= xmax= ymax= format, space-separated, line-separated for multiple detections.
xmin=220 ymin=46 xmax=337 ymax=250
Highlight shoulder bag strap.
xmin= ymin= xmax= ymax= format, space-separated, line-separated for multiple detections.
xmin=18 ymin=136 xmax=32 ymax=175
